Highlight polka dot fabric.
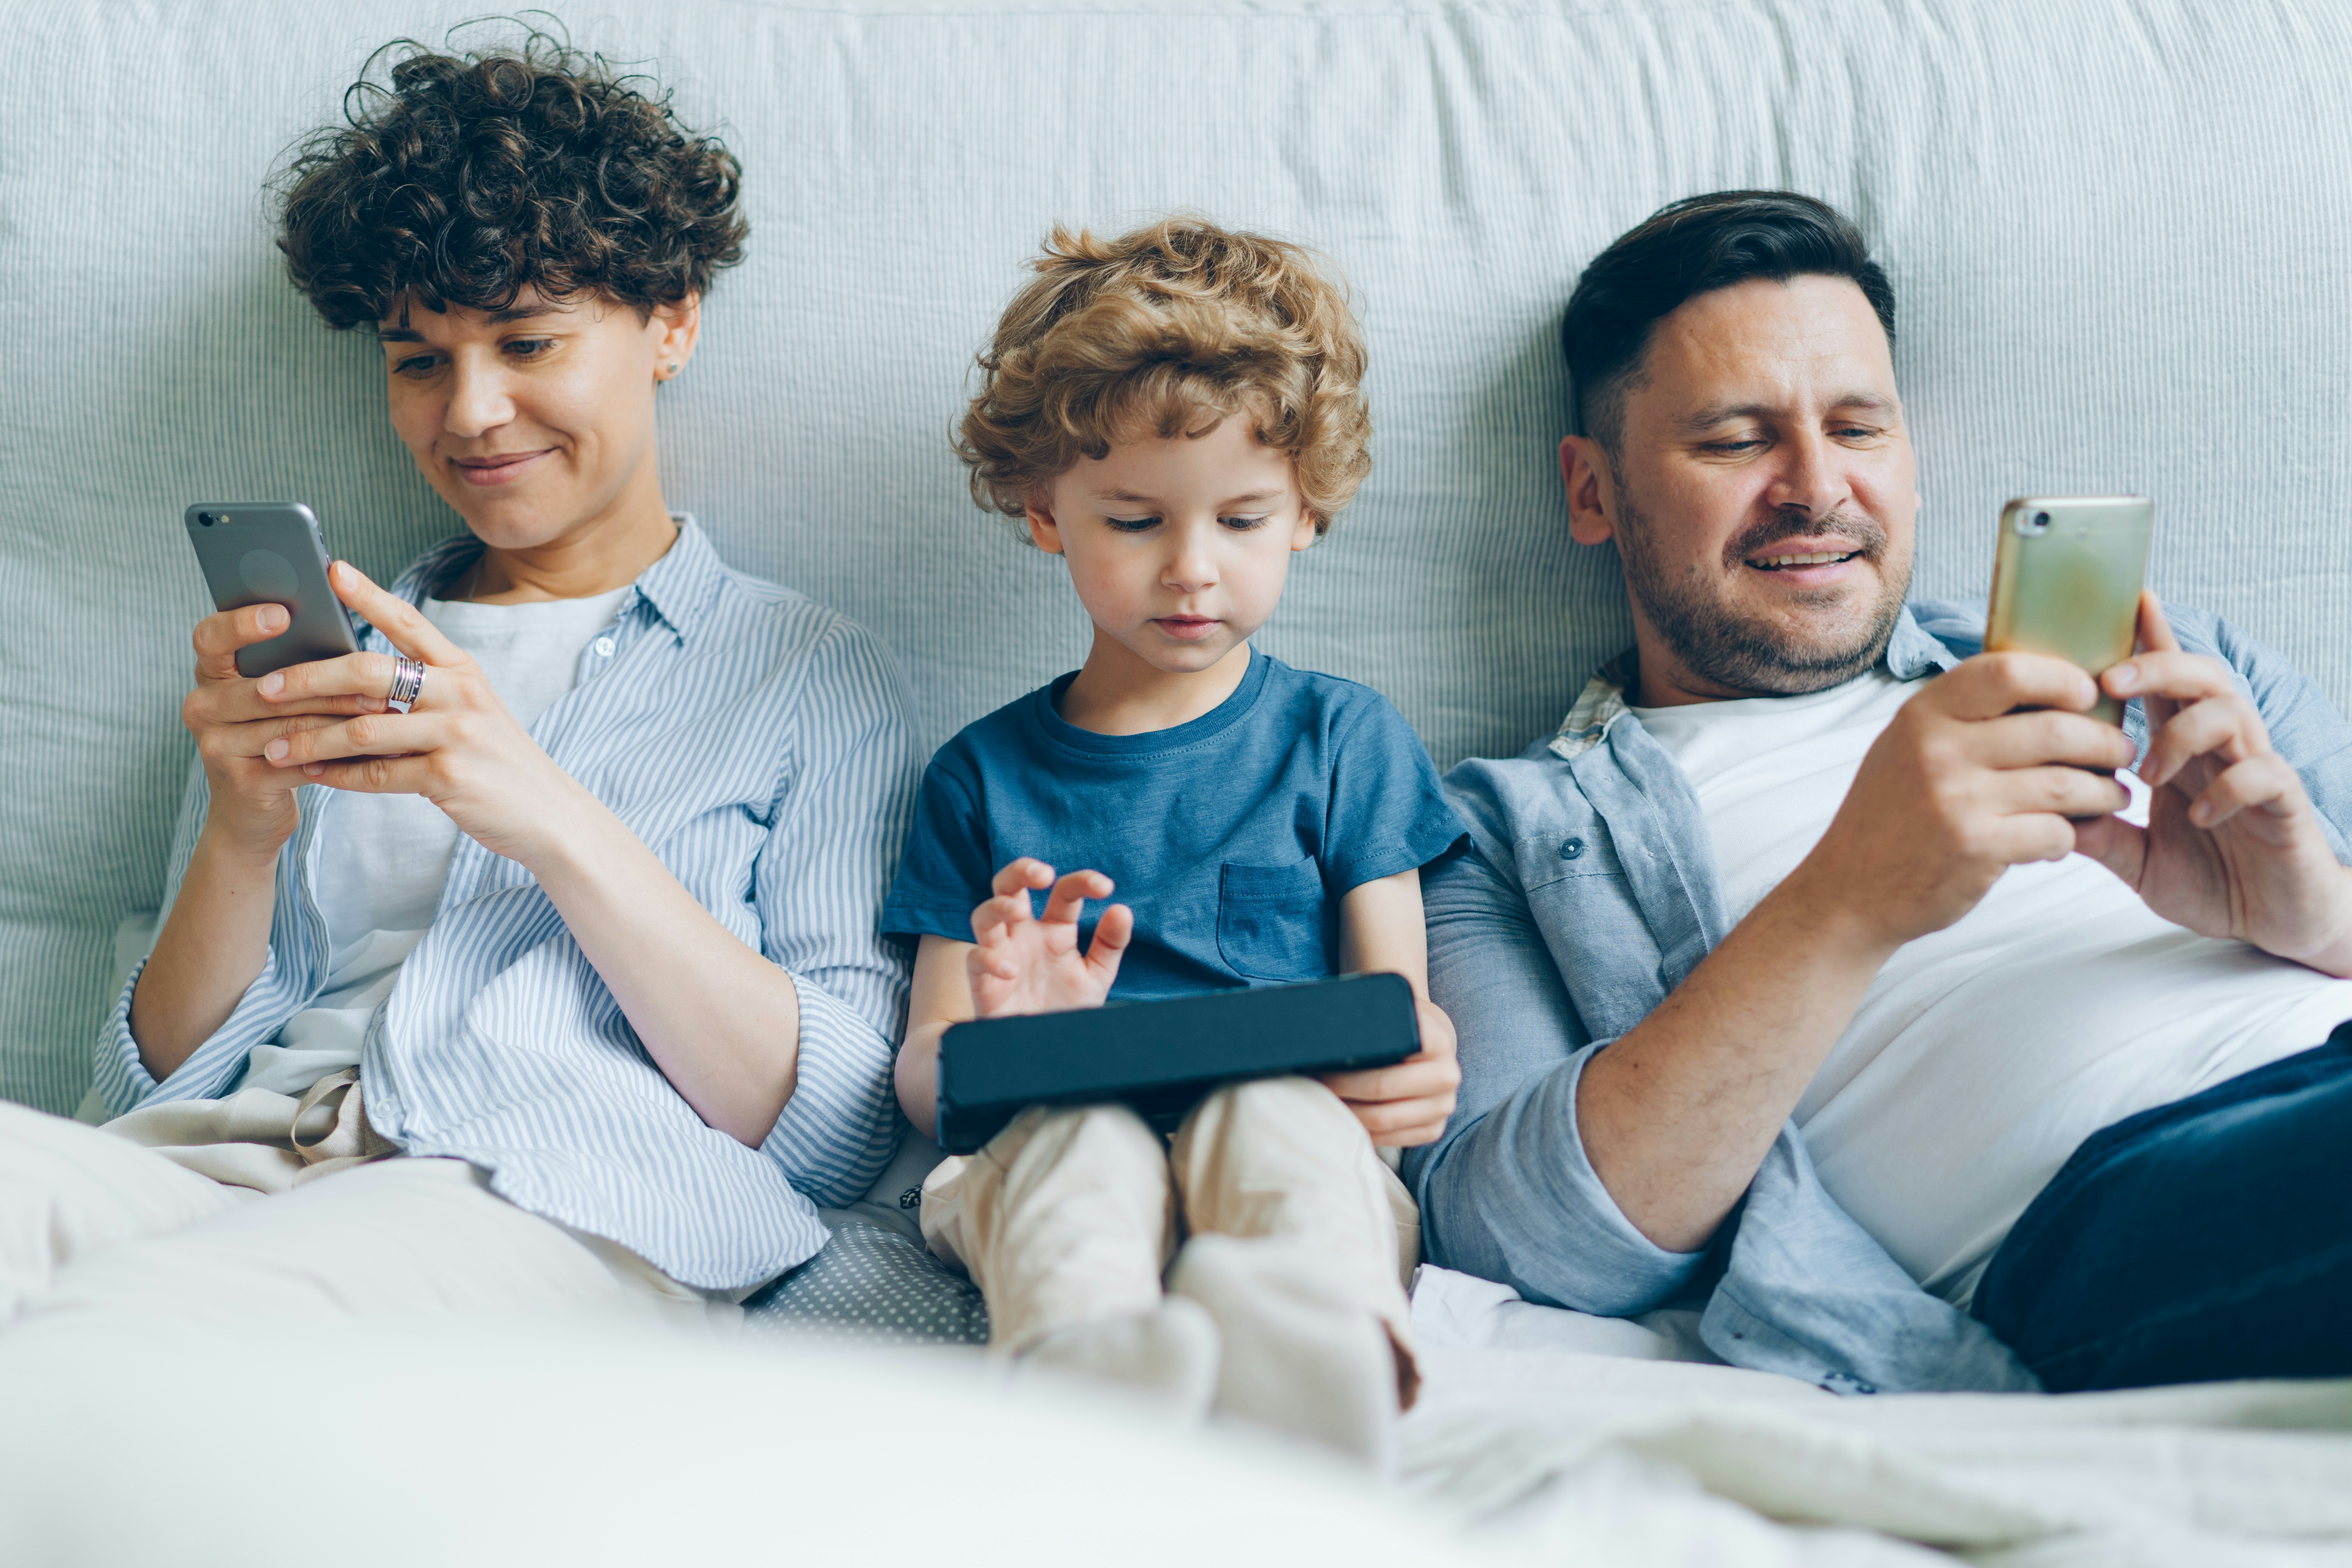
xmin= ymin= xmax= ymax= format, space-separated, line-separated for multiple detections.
xmin=742 ymin=1221 xmax=988 ymax=1347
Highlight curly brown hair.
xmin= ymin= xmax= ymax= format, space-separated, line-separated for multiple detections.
xmin=956 ymin=217 xmax=1372 ymax=538
xmin=276 ymin=27 xmax=747 ymax=329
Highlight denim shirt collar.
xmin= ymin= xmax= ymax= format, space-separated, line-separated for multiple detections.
xmin=384 ymin=514 xmax=724 ymax=646
xmin=1546 ymin=604 xmax=1959 ymax=762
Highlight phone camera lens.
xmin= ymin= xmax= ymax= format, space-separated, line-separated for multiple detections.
xmin=2033 ymin=510 xmax=2052 ymax=530
xmin=197 ymin=512 xmax=215 ymax=527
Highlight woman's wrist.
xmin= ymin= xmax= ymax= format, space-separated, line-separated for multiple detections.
xmin=498 ymin=769 xmax=631 ymax=884
xmin=198 ymin=797 xmax=298 ymax=867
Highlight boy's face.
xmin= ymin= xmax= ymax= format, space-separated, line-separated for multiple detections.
xmin=1026 ymin=416 xmax=1319 ymax=677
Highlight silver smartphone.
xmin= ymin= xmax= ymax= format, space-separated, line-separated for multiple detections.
xmin=183 ymin=502 xmax=361 ymax=679
xmin=1984 ymin=495 xmax=2154 ymax=726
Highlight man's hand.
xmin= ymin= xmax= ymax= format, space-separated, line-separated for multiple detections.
xmin=1581 ymin=651 xmax=2136 ymax=1251
xmin=1779 ymin=652 xmax=2138 ymax=951
xmin=966 ymin=858 xmax=1134 ymax=1018
xmin=2073 ymin=594 xmax=2352 ymax=976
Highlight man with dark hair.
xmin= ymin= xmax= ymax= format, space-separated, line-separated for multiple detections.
xmin=1405 ymin=189 xmax=2352 ymax=1394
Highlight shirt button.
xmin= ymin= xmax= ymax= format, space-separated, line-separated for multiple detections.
xmin=592 ymin=636 xmax=616 ymax=658
xmin=1559 ymin=837 xmax=1585 ymax=860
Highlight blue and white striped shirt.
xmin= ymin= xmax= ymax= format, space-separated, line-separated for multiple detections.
xmin=96 ymin=521 xmax=922 ymax=1291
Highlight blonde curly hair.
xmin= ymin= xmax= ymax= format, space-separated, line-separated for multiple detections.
xmin=956 ymin=216 xmax=1372 ymax=538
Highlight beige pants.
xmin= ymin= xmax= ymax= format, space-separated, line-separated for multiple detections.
xmin=920 ymin=1076 xmax=1419 ymax=1361
xmin=0 ymin=1100 xmax=731 ymax=1330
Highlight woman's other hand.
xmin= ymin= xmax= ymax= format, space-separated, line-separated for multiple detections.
xmin=132 ymin=603 xmax=385 ymax=1078
xmin=182 ymin=601 xmax=387 ymax=852
xmin=252 ymin=560 xmax=588 ymax=864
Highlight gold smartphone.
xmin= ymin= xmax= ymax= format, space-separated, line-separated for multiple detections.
xmin=1984 ymin=495 xmax=2154 ymax=725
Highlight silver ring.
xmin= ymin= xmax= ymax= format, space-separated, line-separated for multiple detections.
xmin=385 ymin=656 xmax=426 ymax=715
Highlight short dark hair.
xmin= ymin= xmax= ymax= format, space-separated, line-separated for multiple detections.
xmin=1560 ymin=191 xmax=1895 ymax=453
xmin=276 ymin=27 xmax=748 ymax=330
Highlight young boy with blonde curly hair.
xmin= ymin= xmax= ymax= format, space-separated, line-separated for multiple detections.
xmin=883 ymin=217 xmax=1463 ymax=1463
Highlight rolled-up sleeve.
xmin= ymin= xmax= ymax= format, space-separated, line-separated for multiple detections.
xmin=755 ymin=616 xmax=925 ymax=1207
xmin=1407 ymin=842 xmax=1708 ymax=1317
xmin=92 ymin=760 xmax=312 ymax=1116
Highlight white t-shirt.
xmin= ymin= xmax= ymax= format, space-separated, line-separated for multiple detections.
xmin=241 ymin=584 xmax=633 ymax=1096
xmin=1630 ymin=668 xmax=2352 ymax=1306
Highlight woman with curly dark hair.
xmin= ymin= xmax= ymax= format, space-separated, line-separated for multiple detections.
xmin=0 ymin=33 xmax=918 ymax=1321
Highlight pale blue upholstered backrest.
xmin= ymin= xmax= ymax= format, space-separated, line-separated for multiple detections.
xmin=4 ymin=0 xmax=2348 ymax=1109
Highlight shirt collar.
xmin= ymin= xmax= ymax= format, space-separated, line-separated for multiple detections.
xmin=629 ymin=515 xmax=724 ymax=643
xmin=1882 ymin=604 xmax=1960 ymax=680
xmin=1546 ymin=604 xmax=1953 ymax=762
xmin=383 ymin=514 xmax=724 ymax=644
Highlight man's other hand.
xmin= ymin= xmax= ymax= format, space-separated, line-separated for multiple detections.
xmin=1781 ymin=652 xmax=2136 ymax=952
xmin=2075 ymin=594 xmax=2352 ymax=976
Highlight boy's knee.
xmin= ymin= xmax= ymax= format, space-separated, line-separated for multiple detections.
xmin=1007 ymin=1100 xmax=1167 ymax=1181
xmin=1204 ymin=1081 xmax=1355 ymax=1128
xmin=1189 ymin=1075 xmax=1360 ymax=1151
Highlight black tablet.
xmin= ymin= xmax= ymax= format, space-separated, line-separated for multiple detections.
xmin=935 ymin=972 xmax=1421 ymax=1154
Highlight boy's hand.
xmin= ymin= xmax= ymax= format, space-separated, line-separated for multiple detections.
xmin=1322 ymin=998 xmax=1460 ymax=1148
xmin=967 ymin=858 xmax=1134 ymax=1018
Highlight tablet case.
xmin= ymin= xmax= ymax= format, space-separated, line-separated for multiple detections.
xmin=935 ymin=972 xmax=1421 ymax=1154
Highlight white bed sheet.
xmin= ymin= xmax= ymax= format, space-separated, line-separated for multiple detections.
xmin=4 ymin=1285 xmax=2347 ymax=1566
xmin=1405 ymin=1269 xmax=2352 ymax=1566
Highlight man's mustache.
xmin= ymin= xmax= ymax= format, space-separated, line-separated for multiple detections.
xmin=1724 ymin=509 xmax=1888 ymax=566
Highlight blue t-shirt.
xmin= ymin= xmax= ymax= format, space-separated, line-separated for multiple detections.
xmin=882 ymin=651 xmax=1465 ymax=1000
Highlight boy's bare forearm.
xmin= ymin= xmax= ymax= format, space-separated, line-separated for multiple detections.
xmin=897 ymin=934 xmax=978 ymax=1139
xmin=895 ymin=1020 xmax=947 ymax=1138
xmin=1338 ymin=869 xmax=1431 ymax=994
xmin=128 ymin=822 xmax=283 ymax=1082
xmin=1325 ymin=869 xmax=1460 ymax=1145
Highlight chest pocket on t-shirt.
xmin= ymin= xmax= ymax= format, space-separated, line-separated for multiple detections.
xmin=1216 ymin=859 xmax=1330 ymax=982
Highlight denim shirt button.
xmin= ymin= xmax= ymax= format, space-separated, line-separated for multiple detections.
xmin=1558 ymin=837 xmax=1585 ymax=861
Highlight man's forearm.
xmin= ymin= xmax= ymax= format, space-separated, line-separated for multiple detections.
xmin=1576 ymin=872 xmax=1894 ymax=1252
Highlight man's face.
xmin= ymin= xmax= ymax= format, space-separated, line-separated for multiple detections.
xmin=1563 ymin=274 xmax=1919 ymax=704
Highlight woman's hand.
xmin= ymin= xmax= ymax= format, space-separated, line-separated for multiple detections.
xmin=181 ymin=601 xmax=390 ymax=852
xmin=132 ymin=601 xmax=396 ymax=1079
xmin=2075 ymin=593 xmax=2352 ymax=976
xmin=254 ymin=561 xmax=590 ymax=864
xmin=965 ymin=858 xmax=1133 ymax=1018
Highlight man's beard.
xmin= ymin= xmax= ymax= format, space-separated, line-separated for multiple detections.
xmin=1614 ymin=490 xmax=1911 ymax=698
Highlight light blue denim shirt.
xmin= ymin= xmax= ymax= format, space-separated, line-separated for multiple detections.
xmin=1405 ymin=599 xmax=2352 ymax=1394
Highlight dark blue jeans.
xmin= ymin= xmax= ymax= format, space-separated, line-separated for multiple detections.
xmin=1975 ymin=1019 xmax=2352 ymax=1392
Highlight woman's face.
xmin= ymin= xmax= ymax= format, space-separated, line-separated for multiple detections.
xmin=376 ymin=288 xmax=697 ymax=551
